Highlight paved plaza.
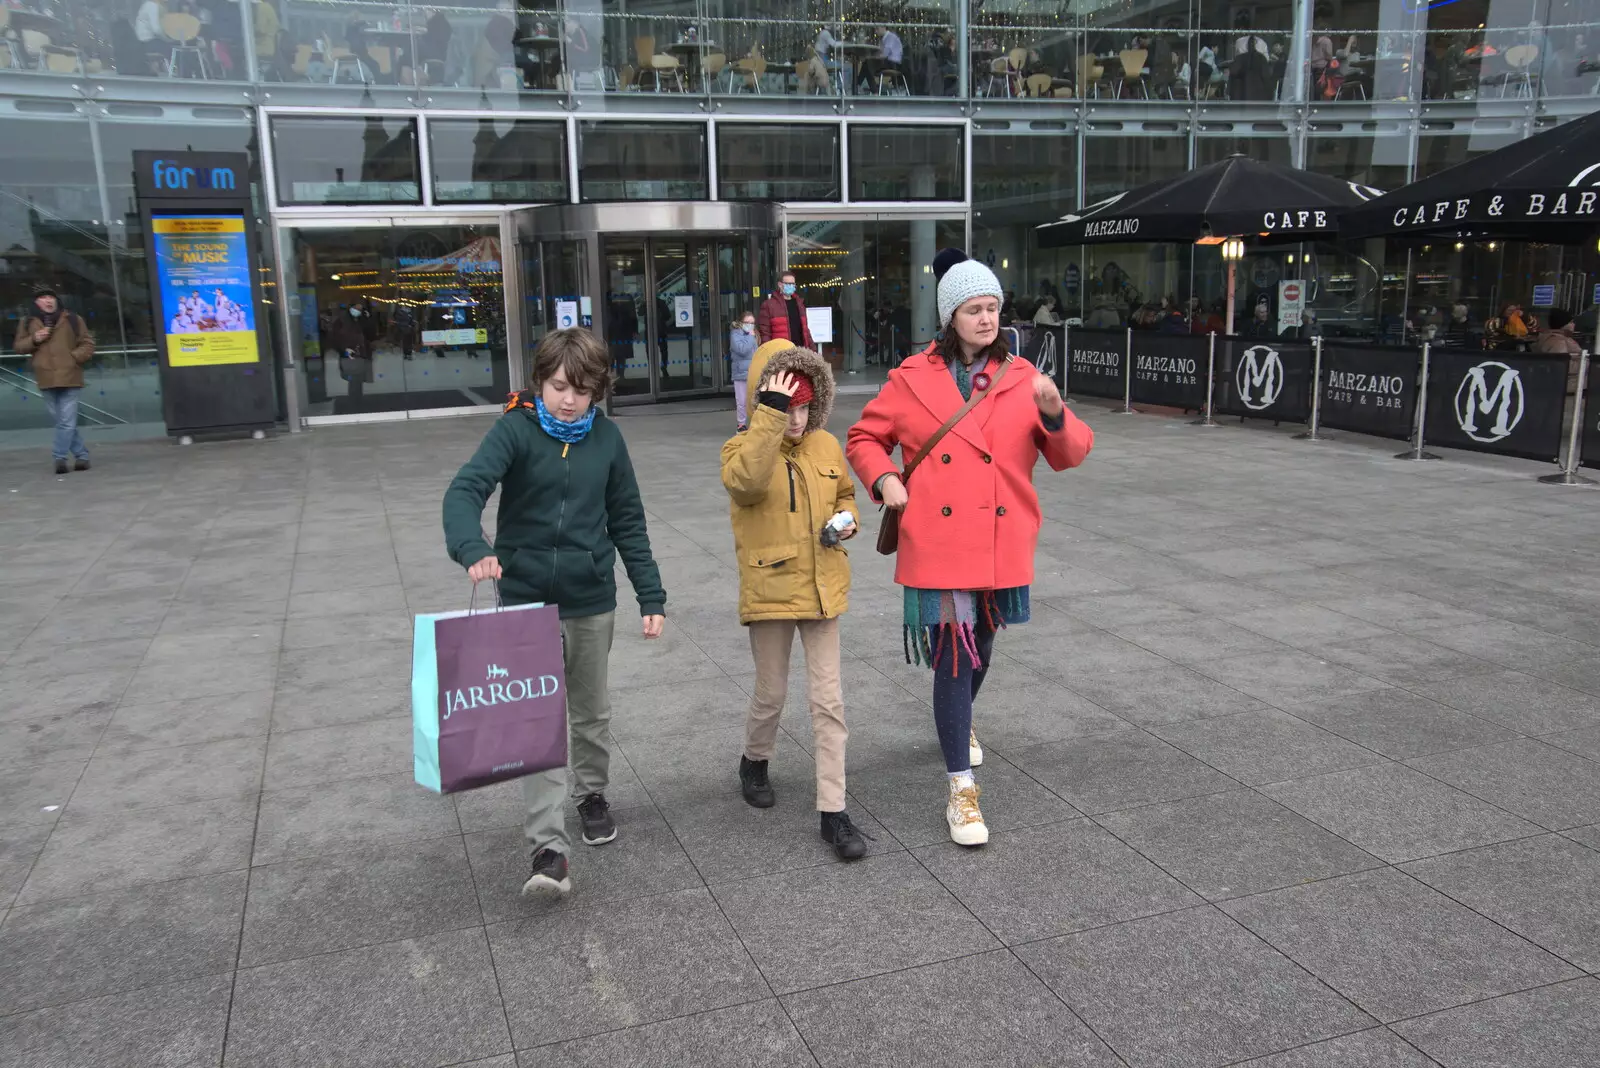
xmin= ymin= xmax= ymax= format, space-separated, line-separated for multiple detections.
xmin=5 ymin=395 xmax=1600 ymax=1068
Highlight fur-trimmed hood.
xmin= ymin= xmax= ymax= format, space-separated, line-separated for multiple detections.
xmin=746 ymin=341 xmax=836 ymax=434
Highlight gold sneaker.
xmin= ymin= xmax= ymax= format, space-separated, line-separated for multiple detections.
xmin=946 ymin=777 xmax=989 ymax=846
xmin=969 ymin=729 xmax=984 ymax=767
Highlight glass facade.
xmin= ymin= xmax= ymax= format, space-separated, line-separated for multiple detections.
xmin=2 ymin=0 xmax=1597 ymax=445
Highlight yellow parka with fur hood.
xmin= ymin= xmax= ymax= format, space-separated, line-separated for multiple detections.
xmin=721 ymin=341 xmax=859 ymax=624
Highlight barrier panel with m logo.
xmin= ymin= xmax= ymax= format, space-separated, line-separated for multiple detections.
xmin=1423 ymin=352 xmax=1567 ymax=462
xmin=1211 ymin=337 xmax=1313 ymax=423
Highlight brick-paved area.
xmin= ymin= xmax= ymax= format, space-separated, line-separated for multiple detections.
xmin=2 ymin=396 xmax=1599 ymax=1067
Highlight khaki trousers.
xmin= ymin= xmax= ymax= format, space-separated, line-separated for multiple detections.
xmin=522 ymin=611 xmax=614 ymax=856
xmin=744 ymin=618 xmax=848 ymax=812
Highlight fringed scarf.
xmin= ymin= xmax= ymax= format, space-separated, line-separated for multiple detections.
xmin=904 ymin=586 xmax=1031 ymax=674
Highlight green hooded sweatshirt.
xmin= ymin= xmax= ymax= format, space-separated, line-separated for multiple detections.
xmin=442 ymin=403 xmax=666 ymax=619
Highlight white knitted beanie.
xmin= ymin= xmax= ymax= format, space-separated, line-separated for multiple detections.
xmin=937 ymin=259 xmax=1004 ymax=329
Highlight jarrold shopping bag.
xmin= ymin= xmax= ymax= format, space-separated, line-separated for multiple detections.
xmin=413 ymin=600 xmax=567 ymax=794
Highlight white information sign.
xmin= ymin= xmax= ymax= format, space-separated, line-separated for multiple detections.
xmin=674 ymin=295 xmax=694 ymax=328
xmin=1277 ymin=280 xmax=1306 ymax=335
xmin=806 ymin=306 xmax=834 ymax=344
xmin=555 ymin=300 xmax=578 ymax=330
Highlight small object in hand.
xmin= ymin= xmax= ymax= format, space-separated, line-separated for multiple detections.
xmin=819 ymin=509 xmax=854 ymax=547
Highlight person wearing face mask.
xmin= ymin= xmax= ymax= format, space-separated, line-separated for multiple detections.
xmin=327 ymin=304 xmax=374 ymax=400
xmin=846 ymin=254 xmax=1094 ymax=847
xmin=756 ymin=272 xmax=815 ymax=349
xmin=729 ymin=311 xmax=760 ymax=430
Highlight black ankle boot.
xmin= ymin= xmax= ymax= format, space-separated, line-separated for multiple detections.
xmin=739 ymin=755 xmax=775 ymax=808
xmin=820 ymin=810 xmax=869 ymax=861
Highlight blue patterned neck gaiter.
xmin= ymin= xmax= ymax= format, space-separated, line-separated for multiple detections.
xmin=535 ymin=396 xmax=596 ymax=443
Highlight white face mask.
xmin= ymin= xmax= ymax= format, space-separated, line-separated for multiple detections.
xmin=741 ymin=322 xmax=755 ymax=333
xmin=349 ymin=308 xmax=361 ymax=318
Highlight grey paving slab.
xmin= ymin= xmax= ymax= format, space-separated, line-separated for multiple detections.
xmin=1058 ymin=661 xmax=1265 ymax=726
xmin=1410 ymin=669 xmax=1600 ymax=735
xmin=1543 ymin=723 xmax=1600 ymax=761
xmin=913 ymin=818 xmax=1201 ymax=944
xmin=99 ymin=690 xmax=274 ymax=753
xmin=1114 ymin=617 xmax=1288 ymax=666
xmin=488 ymin=887 xmax=769 ymax=1048
xmin=711 ymin=852 xmax=1000 ymax=995
xmin=0 ymin=824 xmax=49 ymax=907
xmin=1417 ymin=620 xmax=1598 ymax=670
xmin=606 ymin=674 xmax=766 ymax=743
xmin=1233 ymin=1028 xmax=1439 ymax=1067
xmin=65 ymin=736 xmax=265 ymax=817
xmin=252 ymin=772 xmax=461 ymax=865
xmin=1221 ymin=868 xmax=1580 ymax=1022
xmin=1014 ymin=905 xmax=1374 ymax=1068
xmin=19 ymin=797 xmax=256 ymax=904
xmin=1006 ymin=730 xmax=1240 ymax=814
xmin=1317 ymin=632 xmax=1500 ymax=687
xmin=262 ymin=718 xmax=413 ymax=791
xmin=1283 ymin=688 xmax=1519 ymax=761
xmin=1406 ymin=738 xmax=1600 ymax=830
xmin=0 ymin=706 xmax=112 ymax=770
xmin=933 ymin=667 xmax=1135 ymax=751
xmin=1224 ymin=603 xmax=1393 ymax=648
xmin=620 ymin=724 xmax=817 ymax=807
xmin=844 ymin=745 xmax=1080 ymax=847
xmin=241 ymin=834 xmax=481 ymax=967
xmin=226 ymin=927 xmax=511 ymax=1068
xmin=658 ymin=787 xmax=899 ymax=884
xmin=1402 ymin=834 xmax=1600 ymax=973
xmin=1262 ymin=762 xmax=1542 ymax=864
xmin=523 ymin=1001 xmax=817 ymax=1068
xmin=782 ymin=949 xmax=1122 ymax=1068
xmin=0 ymin=972 xmax=232 ymax=1068
xmin=1531 ymin=655 xmax=1600 ymax=698
xmin=1195 ymin=649 xmax=1390 ymax=707
xmin=0 ymin=760 xmax=83 ymax=828
xmin=1150 ymin=708 xmax=1383 ymax=786
xmin=1058 ymin=589 xmax=1206 ymax=629
xmin=465 ymin=810 xmax=703 ymax=921
xmin=1392 ymin=977 xmax=1600 ymax=1068
xmin=0 ymin=871 xmax=243 ymax=1015
xmin=1097 ymin=788 xmax=1382 ymax=900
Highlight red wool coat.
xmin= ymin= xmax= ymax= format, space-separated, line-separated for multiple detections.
xmin=846 ymin=346 xmax=1094 ymax=591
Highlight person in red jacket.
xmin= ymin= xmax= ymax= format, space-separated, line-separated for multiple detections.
xmin=846 ymin=254 xmax=1093 ymax=848
xmin=756 ymin=271 xmax=815 ymax=349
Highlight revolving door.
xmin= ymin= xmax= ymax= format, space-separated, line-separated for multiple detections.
xmin=512 ymin=203 xmax=779 ymax=406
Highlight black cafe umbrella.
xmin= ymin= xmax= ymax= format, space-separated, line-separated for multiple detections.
xmin=1036 ymin=154 xmax=1384 ymax=249
xmin=1342 ymin=109 xmax=1600 ymax=242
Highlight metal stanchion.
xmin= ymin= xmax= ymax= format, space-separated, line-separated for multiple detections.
xmin=1539 ymin=350 xmax=1596 ymax=486
xmin=1395 ymin=341 xmax=1440 ymax=461
xmin=1293 ymin=336 xmax=1326 ymax=441
xmin=1114 ymin=326 xmax=1136 ymax=414
xmin=1191 ymin=331 xmax=1221 ymax=427
xmin=1060 ymin=324 xmax=1071 ymax=402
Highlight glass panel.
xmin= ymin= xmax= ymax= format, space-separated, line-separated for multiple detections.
xmin=1195 ymin=134 xmax=1292 ymax=167
xmin=603 ymin=238 xmax=652 ymax=400
xmin=716 ymin=239 xmax=755 ymax=390
xmin=578 ymin=121 xmax=708 ymax=201
xmin=717 ymin=123 xmax=841 ymax=201
xmin=1415 ymin=130 xmax=1520 ymax=179
xmin=1198 ymin=0 xmax=1293 ymax=101
xmin=654 ymin=240 xmax=713 ymax=394
xmin=1084 ymin=135 xmax=1187 ymax=207
xmin=1081 ymin=1 xmax=1195 ymax=102
xmin=288 ymin=223 xmax=507 ymax=417
xmin=848 ymin=125 xmax=964 ymax=201
xmin=8 ymin=0 xmax=249 ymax=81
xmin=271 ymin=116 xmax=420 ymax=206
xmin=1305 ymin=133 xmax=1411 ymax=190
xmin=430 ymin=119 xmax=567 ymax=204
xmin=521 ymin=240 xmax=547 ymax=353
xmin=0 ymin=111 xmax=164 ymax=447
xmin=969 ymin=2 xmax=1083 ymax=101
xmin=973 ymin=132 xmax=1080 ymax=326
xmin=271 ymin=1 xmax=423 ymax=91
xmin=1311 ymin=2 xmax=1423 ymax=103
xmin=787 ymin=216 xmax=963 ymax=390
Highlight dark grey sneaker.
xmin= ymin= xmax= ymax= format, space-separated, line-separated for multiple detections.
xmin=54 ymin=460 xmax=68 ymax=475
xmin=521 ymin=848 xmax=570 ymax=897
xmin=74 ymin=458 xmax=89 ymax=471
xmin=740 ymin=755 xmax=775 ymax=808
xmin=577 ymin=792 xmax=617 ymax=846
xmin=820 ymin=810 xmax=871 ymax=861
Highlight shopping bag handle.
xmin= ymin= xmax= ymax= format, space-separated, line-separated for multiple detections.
xmin=468 ymin=578 xmax=503 ymax=614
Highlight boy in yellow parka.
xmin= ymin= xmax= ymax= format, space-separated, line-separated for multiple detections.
xmin=721 ymin=341 xmax=867 ymax=860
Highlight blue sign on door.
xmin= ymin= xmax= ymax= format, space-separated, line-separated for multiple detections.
xmin=1532 ymin=285 xmax=1556 ymax=308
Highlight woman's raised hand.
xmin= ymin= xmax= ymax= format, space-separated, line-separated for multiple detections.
xmin=1033 ymin=373 xmax=1065 ymax=419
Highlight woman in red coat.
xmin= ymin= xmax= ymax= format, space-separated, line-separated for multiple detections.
xmin=847 ymin=256 xmax=1093 ymax=846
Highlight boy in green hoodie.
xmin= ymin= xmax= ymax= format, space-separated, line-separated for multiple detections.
xmin=443 ymin=328 xmax=666 ymax=898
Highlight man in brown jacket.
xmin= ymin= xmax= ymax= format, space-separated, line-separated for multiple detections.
xmin=13 ymin=284 xmax=95 ymax=474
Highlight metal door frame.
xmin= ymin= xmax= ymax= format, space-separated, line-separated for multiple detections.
xmin=511 ymin=203 xmax=779 ymax=406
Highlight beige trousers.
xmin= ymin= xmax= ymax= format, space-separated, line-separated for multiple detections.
xmin=744 ymin=618 xmax=848 ymax=812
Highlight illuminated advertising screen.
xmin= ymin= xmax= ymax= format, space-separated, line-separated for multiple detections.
xmin=151 ymin=214 xmax=260 ymax=367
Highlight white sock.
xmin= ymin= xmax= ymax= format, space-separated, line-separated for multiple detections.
xmin=947 ymin=771 xmax=974 ymax=788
